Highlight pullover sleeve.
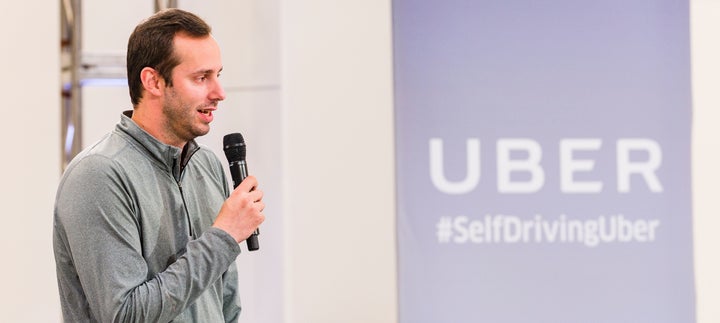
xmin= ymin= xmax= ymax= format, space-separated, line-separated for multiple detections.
xmin=54 ymin=154 xmax=241 ymax=323
xmin=222 ymin=261 xmax=241 ymax=322
xmin=218 ymin=163 xmax=242 ymax=323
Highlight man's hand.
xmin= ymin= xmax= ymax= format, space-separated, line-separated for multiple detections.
xmin=213 ymin=175 xmax=265 ymax=242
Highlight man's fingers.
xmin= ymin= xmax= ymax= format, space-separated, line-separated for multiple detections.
xmin=255 ymin=201 xmax=266 ymax=213
xmin=251 ymin=189 xmax=264 ymax=203
xmin=236 ymin=175 xmax=258 ymax=193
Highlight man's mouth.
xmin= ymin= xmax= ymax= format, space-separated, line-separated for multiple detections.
xmin=198 ymin=109 xmax=213 ymax=116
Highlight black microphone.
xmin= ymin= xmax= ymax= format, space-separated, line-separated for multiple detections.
xmin=223 ymin=133 xmax=260 ymax=251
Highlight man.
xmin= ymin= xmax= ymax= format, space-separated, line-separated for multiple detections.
xmin=53 ymin=9 xmax=264 ymax=322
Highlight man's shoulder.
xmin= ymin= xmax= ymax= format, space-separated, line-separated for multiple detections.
xmin=62 ymin=131 xmax=141 ymax=178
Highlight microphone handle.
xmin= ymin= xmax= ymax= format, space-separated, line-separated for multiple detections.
xmin=229 ymin=160 xmax=260 ymax=251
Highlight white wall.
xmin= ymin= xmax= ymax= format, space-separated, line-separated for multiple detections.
xmin=0 ymin=1 xmax=61 ymax=321
xmin=280 ymin=1 xmax=397 ymax=322
xmin=81 ymin=0 xmax=153 ymax=146
xmin=691 ymin=0 xmax=720 ymax=322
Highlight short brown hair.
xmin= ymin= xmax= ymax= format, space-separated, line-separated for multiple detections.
xmin=126 ymin=9 xmax=212 ymax=106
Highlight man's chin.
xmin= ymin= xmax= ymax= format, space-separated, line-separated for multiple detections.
xmin=194 ymin=126 xmax=211 ymax=138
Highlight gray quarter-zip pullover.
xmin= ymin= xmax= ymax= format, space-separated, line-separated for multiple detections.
xmin=53 ymin=111 xmax=241 ymax=322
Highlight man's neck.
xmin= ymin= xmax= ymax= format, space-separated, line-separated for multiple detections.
xmin=130 ymin=106 xmax=187 ymax=148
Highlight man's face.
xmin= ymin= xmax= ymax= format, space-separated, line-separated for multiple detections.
xmin=161 ymin=33 xmax=225 ymax=145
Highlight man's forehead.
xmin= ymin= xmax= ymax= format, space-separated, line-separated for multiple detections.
xmin=172 ymin=35 xmax=223 ymax=71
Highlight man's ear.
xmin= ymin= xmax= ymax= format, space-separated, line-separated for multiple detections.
xmin=140 ymin=67 xmax=165 ymax=97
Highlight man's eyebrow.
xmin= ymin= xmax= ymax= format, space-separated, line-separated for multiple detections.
xmin=193 ymin=67 xmax=224 ymax=75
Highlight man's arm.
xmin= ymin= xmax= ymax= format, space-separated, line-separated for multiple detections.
xmin=56 ymin=155 xmax=242 ymax=322
xmin=222 ymin=263 xmax=241 ymax=322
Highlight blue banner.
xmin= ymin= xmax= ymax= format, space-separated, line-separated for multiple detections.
xmin=393 ymin=1 xmax=695 ymax=322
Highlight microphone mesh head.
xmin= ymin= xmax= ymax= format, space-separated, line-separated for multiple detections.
xmin=223 ymin=133 xmax=246 ymax=162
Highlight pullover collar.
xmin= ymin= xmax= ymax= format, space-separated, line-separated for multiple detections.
xmin=118 ymin=110 xmax=200 ymax=181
